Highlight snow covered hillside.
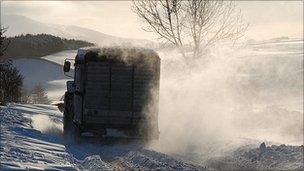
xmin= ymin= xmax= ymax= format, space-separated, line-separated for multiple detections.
xmin=11 ymin=49 xmax=76 ymax=102
xmin=12 ymin=58 xmax=71 ymax=101
xmin=2 ymin=15 xmax=154 ymax=47
xmin=0 ymin=104 xmax=205 ymax=170
xmin=42 ymin=50 xmax=77 ymax=66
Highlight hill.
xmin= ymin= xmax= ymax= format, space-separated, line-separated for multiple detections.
xmin=2 ymin=15 xmax=156 ymax=47
xmin=11 ymin=58 xmax=71 ymax=101
xmin=2 ymin=34 xmax=93 ymax=59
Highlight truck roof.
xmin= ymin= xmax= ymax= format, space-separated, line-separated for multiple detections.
xmin=76 ymin=47 xmax=160 ymax=65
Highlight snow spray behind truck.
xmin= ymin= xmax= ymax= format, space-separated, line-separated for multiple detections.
xmin=63 ymin=47 xmax=160 ymax=139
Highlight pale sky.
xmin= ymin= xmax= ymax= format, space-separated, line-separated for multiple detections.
xmin=1 ymin=1 xmax=303 ymax=41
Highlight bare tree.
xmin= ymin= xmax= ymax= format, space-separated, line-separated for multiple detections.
xmin=20 ymin=87 xmax=31 ymax=103
xmin=133 ymin=0 xmax=186 ymax=57
xmin=30 ymin=83 xmax=50 ymax=104
xmin=132 ymin=0 xmax=247 ymax=62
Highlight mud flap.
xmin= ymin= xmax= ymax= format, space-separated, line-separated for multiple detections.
xmin=73 ymin=94 xmax=83 ymax=124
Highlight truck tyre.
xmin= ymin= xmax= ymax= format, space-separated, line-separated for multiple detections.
xmin=71 ymin=123 xmax=81 ymax=143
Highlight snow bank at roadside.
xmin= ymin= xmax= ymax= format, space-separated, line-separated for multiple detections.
xmin=0 ymin=104 xmax=76 ymax=170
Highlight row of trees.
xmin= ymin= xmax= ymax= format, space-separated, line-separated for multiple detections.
xmin=2 ymin=33 xmax=93 ymax=59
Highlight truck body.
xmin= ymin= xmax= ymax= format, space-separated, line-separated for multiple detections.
xmin=63 ymin=47 xmax=160 ymax=138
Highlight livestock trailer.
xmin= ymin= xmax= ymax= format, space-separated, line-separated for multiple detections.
xmin=63 ymin=47 xmax=160 ymax=139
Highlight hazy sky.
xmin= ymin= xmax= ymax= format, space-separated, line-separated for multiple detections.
xmin=1 ymin=1 xmax=303 ymax=41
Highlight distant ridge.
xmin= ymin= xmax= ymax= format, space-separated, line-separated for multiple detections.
xmin=2 ymin=14 xmax=156 ymax=47
xmin=3 ymin=33 xmax=93 ymax=59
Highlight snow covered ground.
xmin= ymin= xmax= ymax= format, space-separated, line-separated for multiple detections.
xmin=11 ymin=50 xmax=76 ymax=101
xmin=1 ymin=104 xmax=302 ymax=170
xmin=205 ymin=142 xmax=303 ymax=170
xmin=11 ymin=50 xmax=77 ymax=102
xmin=42 ymin=50 xmax=77 ymax=67
xmin=0 ymin=104 xmax=204 ymax=170
xmin=5 ymin=38 xmax=303 ymax=170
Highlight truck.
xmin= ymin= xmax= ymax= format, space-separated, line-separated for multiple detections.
xmin=63 ymin=47 xmax=160 ymax=139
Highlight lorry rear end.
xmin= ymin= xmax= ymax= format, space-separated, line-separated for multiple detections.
xmin=63 ymin=47 xmax=160 ymax=139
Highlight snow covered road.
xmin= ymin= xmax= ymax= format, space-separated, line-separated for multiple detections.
xmin=0 ymin=104 xmax=205 ymax=170
xmin=1 ymin=104 xmax=303 ymax=170
xmin=0 ymin=104 xmax=76 ymax=170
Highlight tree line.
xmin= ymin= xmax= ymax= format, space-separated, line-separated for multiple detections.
xmin=2 ymin=33 xmax=94 ymax=59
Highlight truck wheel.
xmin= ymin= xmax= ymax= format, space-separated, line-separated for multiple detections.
xmin=124 ymin=128 xmax=139 ymax=138
xmin=71 ymin=123 xmax=82 ymax=143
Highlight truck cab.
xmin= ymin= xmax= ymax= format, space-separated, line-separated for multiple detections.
xmin=63 ymin=47 xmax=160 ymax=139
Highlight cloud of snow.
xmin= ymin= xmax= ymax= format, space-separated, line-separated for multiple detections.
xmin=31 ymin=114 xmax=62 ymax=135
xmin=149 ymin=42 xmax=303 ymax=157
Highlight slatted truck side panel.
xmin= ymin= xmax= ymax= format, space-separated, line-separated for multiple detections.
xmin=63 ymin=47 xmax=160 ymax=139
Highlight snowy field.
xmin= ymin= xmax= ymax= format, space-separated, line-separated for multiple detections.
xmin=4 ymin=38 xmax=303 ymax=170
xmin=42 ymin=50 xmax=77 ymax=67
xmin=12 ymin=58 xmax=72 ymax=101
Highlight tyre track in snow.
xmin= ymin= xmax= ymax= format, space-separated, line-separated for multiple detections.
xmin=0 ymin=104 xmax=205 ymax=170
xmin=0 ymin=105 xmax=77 ymax=170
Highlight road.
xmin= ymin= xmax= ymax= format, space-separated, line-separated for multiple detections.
xmin=0 ymin=103 xmax=205 ymax=170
